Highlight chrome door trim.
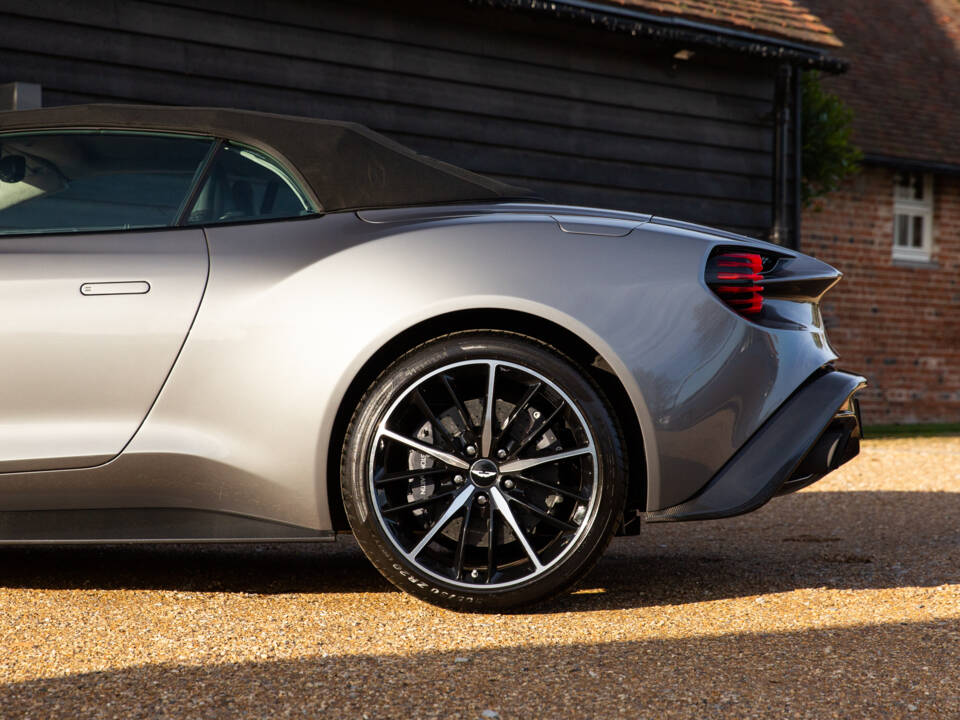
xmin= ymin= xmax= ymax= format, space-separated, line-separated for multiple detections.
xmin=80 ymin=281 xmax=151 ymax=296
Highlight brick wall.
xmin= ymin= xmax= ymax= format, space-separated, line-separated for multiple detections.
xmin=802 ymin=166 xmax=960 ymax=424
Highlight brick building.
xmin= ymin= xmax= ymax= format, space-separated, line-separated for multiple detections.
xmin=801 ymin=0 xmax=960 ymax=425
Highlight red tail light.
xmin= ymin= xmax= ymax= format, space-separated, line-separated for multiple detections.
xmin=706 ymin=251 xmax=765 ymax=316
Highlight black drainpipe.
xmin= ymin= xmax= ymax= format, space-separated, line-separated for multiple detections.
xmin=771 ymin=64 xmax=793 ymax=248
xmin=793 ymin=68 xmax=803 ymax=251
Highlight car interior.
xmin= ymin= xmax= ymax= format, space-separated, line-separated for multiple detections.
xmin=0 ymin=132 xmax=312 ymax=235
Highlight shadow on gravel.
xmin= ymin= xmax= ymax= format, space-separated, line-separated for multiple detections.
xmin=0 ymin=490 xmax=956 ymax=608
xmin=545 ymin=488 xmax=960 ymax=614
xmin=1 ymin=619 xmax=957 ymax=718
xmin=0 ymin=539 xmax=388 ymax=594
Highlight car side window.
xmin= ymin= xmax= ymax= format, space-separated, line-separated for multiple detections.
xmin=185 ymin=142 xmax=314 ymax=225
xmin=0 ymin=132 xmax=213 ymax=236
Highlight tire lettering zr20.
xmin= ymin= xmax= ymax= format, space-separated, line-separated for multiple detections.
xmin=393 ymin=564 xmax=476 ymax=601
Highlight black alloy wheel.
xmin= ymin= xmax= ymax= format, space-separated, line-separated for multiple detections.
xmin=341 ymin=332 xmax=627 ymax=611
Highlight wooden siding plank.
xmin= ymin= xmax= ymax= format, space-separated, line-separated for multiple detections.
xmin=394 ymin=124 xmax=772 ymax=179
xmin=0 ymin=0 xmax=780 ymax=238
xmin=493 ymin=176 xmax=772 ymax=229
xmin=156 ymin=0 xmax=778 ymax=100
xmin=0 ymin=49 xmax=770 ymax=211
xmin=0 ymin=4 xmax=777 ymax=106
xmin=0 ymin=13 xmax=774 ymax=133
xmin=0 ymin=1 xmax=776 ymax=105
xmin=396 ymin=136 xmax=772 ymax=204
xmin=0 ymin=51 xmax=772 ymax=202
xmin=34 ymin=78 xmax=773 ymax=179
xmin=0 ymin=43 xmax=774 ymax=157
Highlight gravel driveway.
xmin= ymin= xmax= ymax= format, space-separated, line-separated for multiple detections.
xmin=1 ymin=436 xmax=958 ymax=719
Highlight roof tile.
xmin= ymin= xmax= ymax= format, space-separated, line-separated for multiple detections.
xmin=802 ymin=0 xmax=960 ymax=166
xmin=601 ymin=0 xmax=843 ymax=47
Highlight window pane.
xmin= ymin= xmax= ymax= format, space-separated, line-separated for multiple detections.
xmin=186 ymin=143 xmax=313 ymax=225
xmin=0 ymin=132 xmax=213 ymax=235
xmin=894 ymin=214 xmax=910 ymax=246
xmin=895 ymin=172 xmax=924 ymax=201
xmin=912 ymin=216 xmax=924 ymax=247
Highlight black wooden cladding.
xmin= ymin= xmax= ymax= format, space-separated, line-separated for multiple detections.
xmin=0 ymin=0 xmax=793 ymax=237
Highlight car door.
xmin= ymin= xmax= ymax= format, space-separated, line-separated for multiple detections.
xmin=0 ymin=130 xmax=212 ymax=472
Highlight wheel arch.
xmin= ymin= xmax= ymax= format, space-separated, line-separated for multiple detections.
xmin=326 ymin=308 xmax=647 ymax=532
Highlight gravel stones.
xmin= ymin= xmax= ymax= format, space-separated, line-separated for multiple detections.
xmin=0 ymin=437 xmax=957 ymax=718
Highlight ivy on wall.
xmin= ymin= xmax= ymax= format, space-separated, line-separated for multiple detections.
xmin=801 ymin=71 xmax=862 ymax=208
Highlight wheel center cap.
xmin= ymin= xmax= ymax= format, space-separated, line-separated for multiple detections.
xmin=469 ymin=458 xmax=499 ymax=487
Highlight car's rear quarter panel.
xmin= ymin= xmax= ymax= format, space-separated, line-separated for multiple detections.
xmin=0 ymin=209 xmax=838 ymax=528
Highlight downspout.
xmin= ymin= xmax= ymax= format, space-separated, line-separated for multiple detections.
xmin=771 ymin=64 xmax=793 ymax=247
xmin=793 ymin=68 xmax=803 ymax=251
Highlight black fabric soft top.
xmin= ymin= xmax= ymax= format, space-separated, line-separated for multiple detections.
xmin=0 ymin=104 xmax=536 ymax=212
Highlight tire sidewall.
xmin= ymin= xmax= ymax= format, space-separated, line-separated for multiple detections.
xmin=341 ymin=332 xmax=626 ymax=611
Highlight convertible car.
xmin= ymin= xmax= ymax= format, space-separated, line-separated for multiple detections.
xmin=0 ymin=105 xmax=864 ymax=610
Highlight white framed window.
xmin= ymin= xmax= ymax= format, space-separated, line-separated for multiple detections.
xmin=892 ymin=172 xmax=934 ymax=261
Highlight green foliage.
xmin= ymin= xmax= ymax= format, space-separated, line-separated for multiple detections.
xmin=801 ymin=71 xmax=862 ymax=207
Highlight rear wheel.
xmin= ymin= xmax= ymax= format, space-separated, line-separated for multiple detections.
xmin=340 ymin=332 xmax=627 ymax=611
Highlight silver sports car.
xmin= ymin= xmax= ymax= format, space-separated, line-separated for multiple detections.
xmin=0 ymin=105 xmax=864 ymax=610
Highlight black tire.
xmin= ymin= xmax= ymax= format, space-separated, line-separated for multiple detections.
xmin=340 ymin=331 xmax=627 ymax=611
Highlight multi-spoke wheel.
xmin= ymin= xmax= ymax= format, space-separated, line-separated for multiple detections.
xmin=341 ymin=332 xmax=627 ymax=610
